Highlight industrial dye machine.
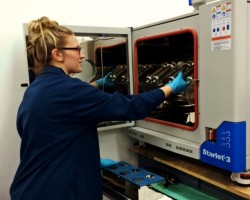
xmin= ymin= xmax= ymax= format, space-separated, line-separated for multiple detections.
xmin=24 ymin=0 xmax=250 ymax=181
xmin=130 ymin=0 xmax=250 ymax=179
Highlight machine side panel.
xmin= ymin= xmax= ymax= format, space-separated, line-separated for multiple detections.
xmin=199 ymin=0 xmax=247 ymax=129
xmin=199 ymin=0 xmax=248 ymax=172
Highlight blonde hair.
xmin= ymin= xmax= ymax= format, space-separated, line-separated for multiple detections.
xmin=26 ymin=16 xmax=73 ymax=67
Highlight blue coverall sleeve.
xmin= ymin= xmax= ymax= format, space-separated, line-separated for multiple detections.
xmin=70 ymin=81 xmax=165 ymax=123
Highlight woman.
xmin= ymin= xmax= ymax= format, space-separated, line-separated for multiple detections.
xmin=10 ymin=16 xmax=186 ymax=200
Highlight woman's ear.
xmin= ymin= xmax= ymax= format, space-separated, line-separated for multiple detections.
xmin=52 ymin=49 xmax=63 ymax=62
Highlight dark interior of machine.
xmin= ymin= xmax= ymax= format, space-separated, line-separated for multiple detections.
xmin=136 ymin=32 xmax=194 ymax=63
xmin=95 ymin=42 xmax=127 ymax=67
xmin=135 ymin=32 xmax=195 ymax=127
xmin=95 ymin=42 xmax=129 ymax=96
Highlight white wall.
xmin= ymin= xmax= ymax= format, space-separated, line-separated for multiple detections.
xmin=0 ymin=0 xmax=193 ymax=199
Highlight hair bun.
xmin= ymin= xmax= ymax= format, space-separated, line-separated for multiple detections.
xmin=28 ymin=16 xmax=58 ymax=35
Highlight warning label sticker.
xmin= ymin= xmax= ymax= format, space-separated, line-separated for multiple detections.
xmin=211 ymin=2 xmax=232 ymax=51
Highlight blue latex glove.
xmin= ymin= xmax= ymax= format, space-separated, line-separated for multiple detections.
xmin=100 ymin=158 xmax=117 ymax=169
xmin=96 ymin=72 xmax=115 ymax=88
xmin=166 ymin=71 xmax=187 ymax=93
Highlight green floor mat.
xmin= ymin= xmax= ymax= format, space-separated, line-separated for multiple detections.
xmin=150 ymin=181 xmax=220 ymax=200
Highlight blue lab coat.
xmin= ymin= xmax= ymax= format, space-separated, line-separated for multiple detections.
xmin=10 ymin=66 xmax=165 ymax=200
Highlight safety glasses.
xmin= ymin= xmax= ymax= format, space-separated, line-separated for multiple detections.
xmin=58 ymin=45 xmax=81 ymax=55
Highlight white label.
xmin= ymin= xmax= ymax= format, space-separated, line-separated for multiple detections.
xmin=211 ymin=2 xmax=232 ymax=51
